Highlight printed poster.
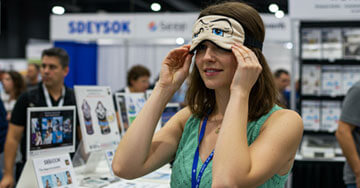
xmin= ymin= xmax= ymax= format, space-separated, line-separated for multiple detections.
xmin=75 ymin=86 xmax=120 ymax=153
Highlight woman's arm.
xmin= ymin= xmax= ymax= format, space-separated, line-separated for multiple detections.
xmin=112 ymin=45 xmax=193 ymax=179
xmin=212 ymin=44 xmax=303 ymax=187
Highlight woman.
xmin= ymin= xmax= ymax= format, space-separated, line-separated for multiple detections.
xmin=112 ymin=2 xmax=303 ymax=187
xmin=1 ymin=71 xmax=26 ymax=120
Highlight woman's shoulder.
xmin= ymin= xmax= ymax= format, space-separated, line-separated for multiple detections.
xmin=173 ymin=107 xmax=194 ymax=129
xmin=264 ymin=108 xmax=303 ymax=132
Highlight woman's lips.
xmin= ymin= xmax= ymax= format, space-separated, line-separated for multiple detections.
xmin=204 ymin=68 xmax=223 ymax=76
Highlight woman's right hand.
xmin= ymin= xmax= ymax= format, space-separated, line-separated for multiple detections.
xmin=156 ymin=45 xmax=193 ymax=92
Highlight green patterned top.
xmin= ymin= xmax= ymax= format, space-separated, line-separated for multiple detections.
xmin=170 ymin=105 xmax=289 ymax=188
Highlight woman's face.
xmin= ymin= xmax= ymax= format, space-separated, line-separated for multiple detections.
xmin=131 ymin=76 xmax=150 ymax=92
xmin=2 ymin=73 xmax=14 ymax=94
xmin=195 ymin=41 xmax=237 ymax=90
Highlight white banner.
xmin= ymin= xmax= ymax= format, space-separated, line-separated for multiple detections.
xmin=51 ymin=13 xmax=290 ymax=42
xmin=290 ymin=0 xmax=360 ymax=19
xmin=51 ymin=14 xmax=135 ymax=40
xmin=261 ymin=14 xmax=291 ymax=42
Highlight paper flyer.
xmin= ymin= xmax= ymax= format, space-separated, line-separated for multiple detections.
xmin=33 ymin=154 xmax=77 ymax=188
xmin=301 ymin=100 xmax=321 ymax=131
xmin=321 ymin=101 xmax=341 ymax=132
xmin=75 ymin=86 xmax=120 ymax=153
xmin=321 ymin=65 xmax=343 ymax=96
xmin=322 ymin=28 xmax=343 ymax=60
xmin=301 ymin=28 xmax=322 ymax=59
xmin=302 ymin=65 xmax=321 ymax=95
xmin=27 ymin=106 xmax=76 ymax=158
xmin=124 ymin=93 xmax=146 ymax=125
xmin=343 ymin=28 xmax=360 ymax=59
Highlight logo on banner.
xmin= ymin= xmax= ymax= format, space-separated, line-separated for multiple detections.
xmin=68 ymin=20 xmax=131 ymax=35
xmin=148 ymin=21 xmax=157 ymax=32
xmin=147 ymin=21 xmax=187 ymax=32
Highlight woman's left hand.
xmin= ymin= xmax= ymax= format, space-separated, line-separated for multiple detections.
xmin=230 ymin=43 xmax=262 ymax=95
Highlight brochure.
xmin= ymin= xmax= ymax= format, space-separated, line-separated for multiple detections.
xmin=343 ymin=28 xmax=360 ymax=59
xmin=302 ymin=65 xmax=321 ymax=95
xmin=322 ymin=28 xmax=343 ymax=60
xmin=321 ymin=66 xmax=343 ymax=96
xmin=342 ymin=66 xmax=360 ymax=94
xmin=301 ymin=100 xmax=321 ymax=131
xmin=301 ymin=28 xmax=322 ymax=59
xmin=321 ymin=101 xmax=341 ymax=132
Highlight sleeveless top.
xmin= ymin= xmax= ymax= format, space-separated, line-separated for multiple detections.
xmin=170 ymin=105 xmax=289 ymax=187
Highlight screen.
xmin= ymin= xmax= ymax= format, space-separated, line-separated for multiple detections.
xmin=28 ymin=107 xmax=76 ymax=156
xmin=161 ymin=103 xmax=180 ymax=127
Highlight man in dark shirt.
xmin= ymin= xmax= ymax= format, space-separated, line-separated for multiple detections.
xmin=0 ymin=47 xmax=77 ymax=188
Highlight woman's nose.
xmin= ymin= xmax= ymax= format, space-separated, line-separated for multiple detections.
xmin=203 ymin=47 xmax=216 ymax=62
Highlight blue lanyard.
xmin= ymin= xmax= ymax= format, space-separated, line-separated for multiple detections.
xmin=191 ymin=115 xmax=214 ymax=188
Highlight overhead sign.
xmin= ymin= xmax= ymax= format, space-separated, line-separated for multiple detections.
xmin=51 ymin=14 xmax=135 ymax=40
xmin=51 ymin=13 xmax=290 ymax=41
xmin=289 ymin=0 xmax=360 ymax=19
xmin=134 ymin=13 xmax=197 ymax=39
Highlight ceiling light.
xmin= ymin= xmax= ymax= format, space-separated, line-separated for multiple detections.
xmin=268 ymin=3 xmax=279 ymax=13
xmin=52 ymin=6 xmax=65 ymax=15
xmin=275 ymin=10 xmax=284 ymax=19
xmin=284 ymin=42 xmax=293 ymax=49
xmin=176 ymin=37 xmax=185 ymax=45
xmin=151 ymin=3 xmax=161 ymax=12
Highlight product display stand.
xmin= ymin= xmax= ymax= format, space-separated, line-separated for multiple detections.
xmin=17 ymin=160 xmax=37 ymax=188
xmin=72 ymin=141 xmax=106 ymax=174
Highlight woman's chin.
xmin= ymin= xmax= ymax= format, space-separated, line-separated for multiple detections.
xmin=204 ymin=82 xmax=230 ymax=91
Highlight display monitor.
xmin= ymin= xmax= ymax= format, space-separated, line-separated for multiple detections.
xmin=161 ymin=103 xmax=181 ymax=127
xmin=27 ymin=106 xmax=76 ymax=158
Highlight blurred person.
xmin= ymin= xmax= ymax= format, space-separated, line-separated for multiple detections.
xmin=0 ymin=47 xmax=77 ymax=188
xmin=283 ymin=79 xmax=300 ymax=112
xmin=119 ymin=65 xmax=151 ymax=93
xmin=43 ymin=128 xmax=53 ymax=144
xmin=25 ymin=63 xmax=40 ymax=90
xmin=113 ymin=65 xmax=151 ymax=131
xmin=34 ymin=131 xmax=42 ymax=146
xmin=66 ymin=171 xmax=72 ymax=184
xmin=0 ymin=99 xmax=8 ymax=180
xmin=336 ymin=81 xmax=360 ymax=188
xmin=274 ymin=69 xmax=290 ymax=108
xmin=1 ymin=71 xmax=26 ymax=121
